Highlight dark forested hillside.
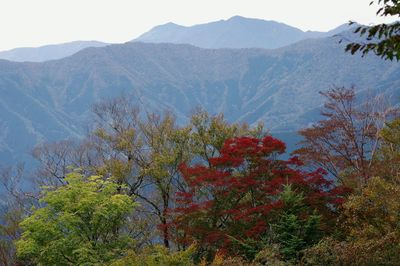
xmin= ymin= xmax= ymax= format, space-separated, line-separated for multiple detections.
xmin=0 ymin=36 xmax=399 ymax=165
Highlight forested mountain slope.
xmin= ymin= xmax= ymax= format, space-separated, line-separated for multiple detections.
xmin=0 ymin=35 xmax=398 ymax=165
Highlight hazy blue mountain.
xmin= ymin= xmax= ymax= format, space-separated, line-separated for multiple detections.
xmin=0 ymin=35 xmax=399 ymax=166
xmin=0 ymin=41 xmax=108 ymax=62
xmin=135 ymin=16 xmax=354 ymax=49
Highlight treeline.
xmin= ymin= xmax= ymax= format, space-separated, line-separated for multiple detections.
xmin=2 ymin=1 xmax=400 ymax=263
xmin=0 ymin=86 xmax=399 ymax=265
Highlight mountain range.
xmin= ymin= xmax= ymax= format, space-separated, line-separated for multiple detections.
xmin=0 ymin=17 xmax=398 ymax=167
xmin=0 ymin=41 xmax=108 ymax=62
xmin=0 ymin=17 xmax=353 ymax=63
xmin=134 ymin=16 xmax=353 ymax=49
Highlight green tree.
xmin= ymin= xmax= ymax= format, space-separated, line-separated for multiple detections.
xmin=346 ymin=0 xmax=400 ymax=60
xmin=272 ymin=185 xmax=321 ymax=262
xmin=15 ymin=172 xmax=137 ymax=265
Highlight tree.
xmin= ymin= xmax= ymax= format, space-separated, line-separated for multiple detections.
xmin=91 ymin=100 xmax=265 ymax=249
xmin=28 ymin=97 xmax=265 ymax=250
xmin=272 ymin=185 xmax=321 ymax=262
xmin=171 ymin=136 xmax=347 ymax=261
xmin=295 ymin=87 xmax=398 ymax=188
xmin=375 ymin=118 xmax=400 ymax=179
xmin=346 ymin=0 xmax=400 ymax=61
xmin=91 ymin=97 xmax=193 ymax=248
xmin=188 ymin=109 xmax=264 ymax=168
xmin=0 ymin=164 xmax=35 ymax=266
xmin=15 ymin=172 xmax=137 ymax=265
xmin=31 ymin=139 xmax=101 ymax=187
xmin=111 ymin=244 xmax=196 ymax=266
xmin=0 ymin=203 xmax=23 ymax=266
xmin=303 ymin=176 xmax=400 ymax=265
xmin=302 ymin=114 xmax=400 ymax=265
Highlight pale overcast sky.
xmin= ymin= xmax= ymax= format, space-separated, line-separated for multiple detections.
xmin=0 ymin=0 xmax=397 ymax=51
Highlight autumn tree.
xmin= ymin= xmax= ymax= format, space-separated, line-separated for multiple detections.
xmin=346 ymin=0 xmax=400 ymax=60
xmin=90 ymin=99 xmax=265 ymax=249
xmin=303 ymin=118 xmax=400 ymax=265
xmin=303 ymin=176 xmax=400 ymax=265
xmin=0 ymin=164 xmax=36 ymax=266
xmin=31 ymin=139 xmax=101 ymax=187
xmin=26 ymin=95 xmax=266 ymax=251
xmin=375 ymin=118 xmax=400 ymax=179
xmin=295 ymin=87 xmax=398 ymax=188
xmin=90 ymin=97 xmax=194 ymax=248
xmin=0 ymin=203 xmax=23 ymax=266
xmin=111 ymin=244 xmax=196 ymax=266
xmin=171 ymin=136 xmax=347 ymax=262
xmin=188 ymin=109 xmax=264 ymax=168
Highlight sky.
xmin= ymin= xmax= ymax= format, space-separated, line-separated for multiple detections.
xmin=0 ymin=0 xmax=397 ymax=51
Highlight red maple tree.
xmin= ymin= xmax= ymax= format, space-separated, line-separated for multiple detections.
xmin=169 ymin=136 xmax=348 ymax=256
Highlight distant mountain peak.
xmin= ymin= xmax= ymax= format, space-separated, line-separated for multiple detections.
xmin=134 ymin=16 xmax=354 ymax=49
xmin=227 ymin=15 xmax=248 ymax=21
xmin=0 ymin=40 xmax=109 ymax=62
xmin=156 ymin=22 xmax=184 ymax=28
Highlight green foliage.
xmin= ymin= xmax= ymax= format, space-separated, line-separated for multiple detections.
xmin=346 ymin=0 xmax=400 ymax=60
xmin=111 ymin=244 xmax=196 ymax=266
xmin=11 ymin=95 xmax=400 ymax=265
xmin=272 ymin=185 xmax=321 ymax=262
xmin=224 ymin=186 xmax=322 ymax=263
xmin=15 ymin=172 xmax=137 ymax=265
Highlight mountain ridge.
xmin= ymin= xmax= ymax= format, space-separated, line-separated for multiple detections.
xmin=0 ymin=40 xmax=109 ymax=62
xmin=135 ymin=16 xmax=354 ymax=49
xmin=0 ymin=17 xmax=355 ymax=63
xmin=0 ymin=36 xmax=398 ymax=166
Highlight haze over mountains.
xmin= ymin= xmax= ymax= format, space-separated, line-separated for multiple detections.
xmin=0 ymin=16 xmax=353 ymax=62
xmin=0 ymin=16 xmax=397 ymax=167
xmin=135 ymin=16 xmax=353 ymax=49
xmin=0 ymin=41 xmax=108 ymax=62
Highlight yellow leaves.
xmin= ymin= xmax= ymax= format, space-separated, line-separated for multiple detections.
xmin=381 ymin=118 xmax=400 ymax=145
xmin=94 ymin=127 xmax=113 ymax=142
xmin=342 ymin=176 xmax=400 ymax=238
xmin=87 ymin=175 xmax=101 ymax=181
xmin=304 ymin=176 xmax=400 ymax=265
xmin=115 ymin=128 xmax=136 ymax=151
xmin=105 ymin=159 xmax=133 ymax=182
xmin=238 ymin=191 xmax=252 ymax=205
xmin=111 ymin=244 xmax=196 ymax=266
xmin=211 ymin=250 xmax=225 ymax=265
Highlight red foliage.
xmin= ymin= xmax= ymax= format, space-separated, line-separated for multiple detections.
xmin=170 ymin=136 xmax=348 ymax=254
